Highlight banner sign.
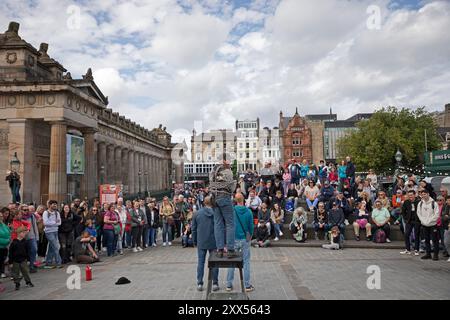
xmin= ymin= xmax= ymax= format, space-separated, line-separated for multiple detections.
xmin=66 ymin=134 xmax=85 ymax=174
xmin=99 ymin=184 xmax=122 ymax=205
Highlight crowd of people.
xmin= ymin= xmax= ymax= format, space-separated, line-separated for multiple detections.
xmin=0 ymin=156 xmax=449 ymax=294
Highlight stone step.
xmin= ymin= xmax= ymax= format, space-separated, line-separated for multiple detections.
xmin=268 ymin=239 xmax=404 ymax=249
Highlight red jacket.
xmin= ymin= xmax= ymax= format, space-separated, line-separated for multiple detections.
xmin=391 ymin=195 xmax=405 ymax=208
xmin=11 ymin=220 xmax=31 ymax=240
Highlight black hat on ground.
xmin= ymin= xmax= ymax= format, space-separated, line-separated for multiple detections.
xmin=115 ymin=277 xmax=131 ymax=285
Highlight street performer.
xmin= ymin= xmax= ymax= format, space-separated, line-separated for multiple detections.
xmin=209 ymin=159 xmax=237 ymax=258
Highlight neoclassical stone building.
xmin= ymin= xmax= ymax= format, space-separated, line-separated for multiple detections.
xmin=0 ymin=22 xmax=183 ymax=205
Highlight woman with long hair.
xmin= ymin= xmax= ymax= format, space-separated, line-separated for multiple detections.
xmin=270 ymin=203 xmax=284 ymax=241
xmin=159 ymin=196 xmax=175 ymax=246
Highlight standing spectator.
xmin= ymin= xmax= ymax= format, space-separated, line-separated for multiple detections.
xmin=400 ymin=190 xmax=421 ymax=255
xmin=10 ymin=208 xmax=30 ymax=240
xmin=391 ymin=190 xmax=405 ymax=225
xmin=35 ymin=205 xmax=47 ymax=258
xmin=130 ymin=201 xmax=145 ymax=252
xmin=338 ymin=160 xmax=347 ymax=191
xmin=0 ymin=210 xmax=11 ymax=279
xmin=24 ymin=205 xmax=39 ymax=273
xmin=139 ymin=199 xmax=149 ymax=248
xmin=314 ymin=202 xmax=329 ymax=240
xmin=252 ymin=221 xmax=270 ymax=248
xmin=43 ymin=200 xmax=62 ymax=268
xmin=116 ymin=199 xmax=127 ymax=255
xmin=0 ymin=207 xmax=12 ymax=227
xmin=352 ymin=202 xmax=372 ymax=241
xmin=9 ymin=226 xmax=34 ymax=290
xmin=328 ymin=166 xmax=339 ymax=185
xmin=371 ymin=200 xmax=392 ymax=243
xmin=327 ymin=201 xmax=345 ymax=237
xmin=305 ymin=180 xmax=320 ymax=211
xmin=290 ymin=207 xmax=307 ymax=242
xmin=124 ymin=200 xmax=133 ymax=248
xmin=270 ymin=203 xmax=284 ymax=241
xmin=210 ymin=160 xmax=237 ymax=258
xmin=192 ymin=196 xmax=219 ymax=292
xmin=318 ymin=160 xmax=328 ymax=185
xmin=289 ymin=160 xmax=301 ymax=185
xmin=366 ymin=169 xmax=378 ymax=190
xmin=174 ymin=195 xmax=188 ymax=239
xmin=282 ymin=169 xmax=291 ymax=197
xmin=160 ymin=196 xmax=175 ymax=247
xmin=226 ymin=193 xmax=254 ymax=292
xmin=58 ymin=204 xmax=75 ymax=264
xmin=147 ymin=200 xmax=159 ymax=247
xmin=443 ymin=196 xmax=450 ymax=262
xmin=417 ymin=189 xmax=440 ymax=260
xmin=300 ymin=160 xmax=309 ymax=182
xmin=345 ymin=156 xmax=356 ymax=186
xmin=103 ymin=203 xmax=120 ymax=257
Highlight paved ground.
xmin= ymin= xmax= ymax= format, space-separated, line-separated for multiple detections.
xmin=0 ymin=245 xmax=449 ymax=300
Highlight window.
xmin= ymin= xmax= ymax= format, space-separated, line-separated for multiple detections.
xmin=293 ymin=137 xmax=300 ymax=145
xmin=240 ymin=153 xmax=244 ymax=159
xmin=216 ymin=143 xmax=219 ymax=149
xmin=246 ymin=152 xmax=250 ymax=159
xmin=196 ymin=153 xmax=201 ymax=161
xmin=239 ymin=143 xmax=243 ymax=149
xmin=246 ymin=142 xmax=250 ymax=149
xmin=207 ymin=143 xmax=211 ymax=149
xmin=293 ymin=149 xmax=301 ymax=157
xmin=241 ymin=132 xmax=246 ymax=138
xmin=207 ymin=154 xmax=212 ymax=161
xmin=253 ymin=152 xmax=257 ymax=159
xmin=253 ymin=142 xmax=257 ymax=148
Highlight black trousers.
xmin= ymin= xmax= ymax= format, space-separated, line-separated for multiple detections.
xmin=131 ymin=226 xmax=143 ymax=248
xmin=404 ymin=223 xmax=421 ymax=251
xmin=422 ymin=225 xmax=439 ymax=255
xmin=58 ymin=231 xmax=73 ymax=262
xmin=37 ymin=234 xmax=48 ymax=257
xmin=174 ymin=219 xmax=181 ymax=238
xmin=0 ymin=248 xmax=7 ymax=274
xmin=372 ymin=224 xmax=391 ymax=240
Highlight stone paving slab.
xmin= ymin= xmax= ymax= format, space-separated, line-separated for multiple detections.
xmin=0 ymin=245 xmax=448 ymax=300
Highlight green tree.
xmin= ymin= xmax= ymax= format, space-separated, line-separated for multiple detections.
xmin=337 ymin=107 xmax=441 ymax=174
xmin=231 ymin=159 xmax=238 ymax=179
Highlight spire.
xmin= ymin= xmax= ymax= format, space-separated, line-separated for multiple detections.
xmin=83 ymin=68 xmax=93 ymax=81
xmin=295 ymin=107 xmax=299 ymax=115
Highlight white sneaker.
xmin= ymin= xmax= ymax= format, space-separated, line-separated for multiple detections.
xmin=163 ymin=242 xmax=167 ymax=247
xmin=400 ymin=250 xmax=410 ymax=255
xmin=279 ymin=231 xmax=283 ymax=237
xmin=344 ymin=219 xmax=349 ymax=226
xmin=132 ymin=248 xmax=138 ymax=253
xmin=102 ymin=247 xmax=107 ymax=252
xmin=274 ymin=237 xmax=279 ymax=241
xmin=137 ymin=247 xmax=143 ymax=252
xmin=152 ymin=243 xmax=157 ymax=247
xmin=168 ymin=242 xmax=172 ymax=246
xmin=0 ymin=273 xmax=6 ymax=278
xmin=414 ymin=251 xmax=420 ymax=256
xmin=386 ymin=238 xmax=391 ymax=243
xmin=447 ymin=258 xmax=450 ymax=262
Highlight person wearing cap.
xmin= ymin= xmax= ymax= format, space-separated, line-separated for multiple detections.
xmin=251 ymin=220 xmax=270 ymax=248
xmin=9 ymin=226 xmax=34 ymax=290
xmin=371 ymin=200 xmax=392 ymax=243
xmin=417 ymin=189 xmax=440 ymax=260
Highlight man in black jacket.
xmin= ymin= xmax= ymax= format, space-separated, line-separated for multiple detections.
xmin=251 ymin=221 xmax=270 ymax=248
xmin=345 ymin=156 xmax=356 ymax=186
xmin=327 ymin=202 xmax=345 ymax=238
xmin=9 ymin=227 xmax=34 ymax=290
xmin=400 ymin=190 xmax=421 ymax=255
xmin=147 ymin=200 xmax=160 ymax=247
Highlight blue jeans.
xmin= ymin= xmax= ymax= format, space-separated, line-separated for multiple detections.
xmin=162 ymin=222 xmax=172 ymax=243
xmin=27 ymin=239 xmax=37 ymax=269
xmin=148 ymin=227 xmax=157 ymax=245
xmin=214 ymin=197 xmax=235 ymax=251
xmin=45 ymin=232 xmax=62 ymax=265
xmin=123 ymin=230 xmax=132 ymax=248
xmin=306 ymin=198 xmax=319 ymax=209
xmin=273 ymin=223 xmax=283 ymax=237
xmin=197 ymin=248 xmax=218 ymax=286
xmin=227 ymin=239 xmax=251 ymax=288
xmin=103 ymin=229 xmax=117 ymax=256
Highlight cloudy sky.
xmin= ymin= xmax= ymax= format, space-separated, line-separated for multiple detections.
xmin=1 ymin=0 xmax=449 ymax=143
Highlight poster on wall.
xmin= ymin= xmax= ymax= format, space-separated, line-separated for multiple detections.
xmin=99 ymin=184 xmax=122 ymax=205
xmin=66 ymin=134 xmax=85 ymax=174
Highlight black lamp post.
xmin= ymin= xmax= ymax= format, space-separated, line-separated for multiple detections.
xmin=9 ymin=152 xmax=21 ymax=203
xmin=99 ymin=165 xmax=105 ymax=185
xmin=138 ymin=170 xmax=142 ymax=198
xmin=395 ymin=149 xmax=403 ymax=176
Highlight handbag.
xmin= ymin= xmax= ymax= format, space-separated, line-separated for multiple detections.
xmin=167 ymin=216 xmax=175 ymax=226
xmin=236 ymin=213 xmax=252 ymax=242
xmin=113 ymin=223 xmax=121 ymax=235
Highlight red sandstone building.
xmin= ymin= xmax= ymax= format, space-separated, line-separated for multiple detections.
xmin=279 ymin=108 xmax=313 ymax=166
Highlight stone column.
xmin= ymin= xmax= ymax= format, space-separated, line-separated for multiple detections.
xmin=6 ymin=119 xmax=34 ymax=204
xmin=121 ymin=149 xmax=128 ymax=191
xmin=97 ymin=142 xmax=106 ymax=185
xmin=128 ymin=151 xmax=135 ymax=195
xmin=48 ymin=121 xmax=67 ymax=204
xmin=114 ymin=146 xmax=122 ymax=185
xmin=106 ymin=144 xmax=115 ymax=184
xmin=144 ymin=154 xmax=149 ymax=195
xmin=80 ymin=128 xmax=97 ymax=201
xmin=149 ymin=156 xmax=155 ymax=192
xmin=134 ymin=151 xmax=140 ymax=196
xmin=139 ymin=153 xmax=144 ymax=195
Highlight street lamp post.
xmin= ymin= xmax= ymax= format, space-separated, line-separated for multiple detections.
xmin=138 ymin=170 xmax=142 ymax=199
xmin=144 ymin=171 xmax=148 ymax=197
xmin=8 ymin=152 xmax=21 ymax=203
xmin=99 ymin=165 xmax=105 ymax=185
xmin=395 ymin=149 xmax=403 ymax=177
